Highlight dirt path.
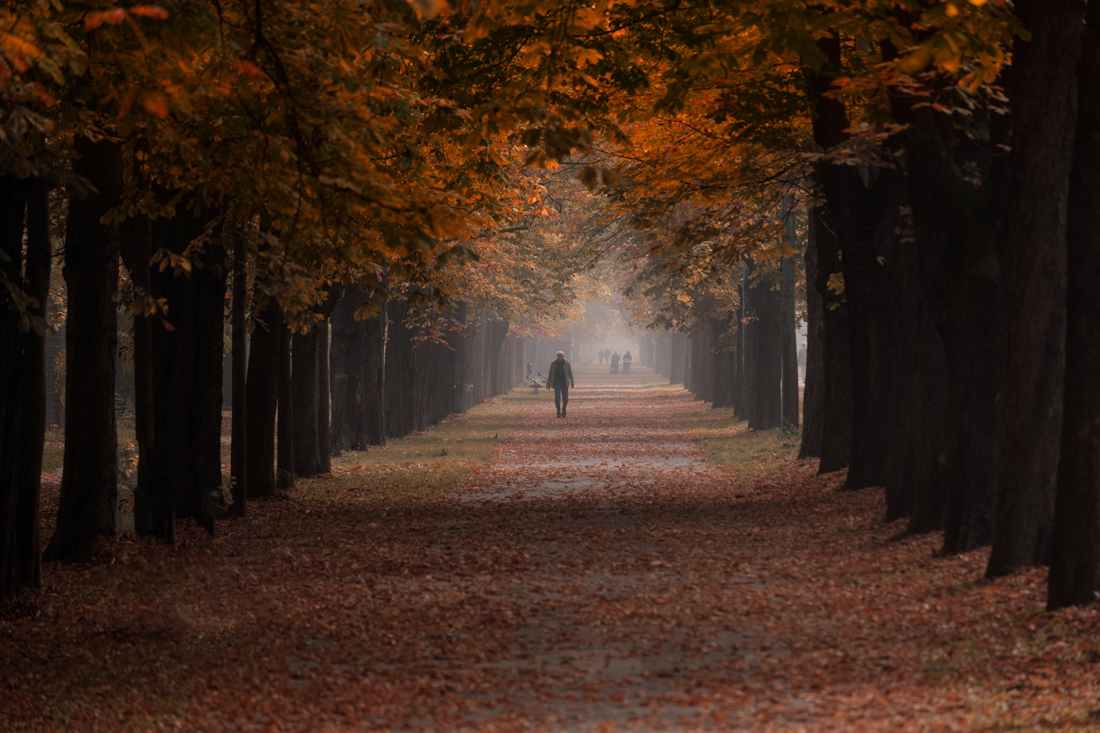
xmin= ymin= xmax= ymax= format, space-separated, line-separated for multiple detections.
xmin=9 ymin=366 xmax=1086 ymax=731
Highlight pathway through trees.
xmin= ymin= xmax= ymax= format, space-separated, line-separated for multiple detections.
xmin=4 ymin=366 xmax=1095 ymax=731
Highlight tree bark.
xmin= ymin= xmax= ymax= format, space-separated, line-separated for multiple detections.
xmin=1049 ymin=1 xmax=1100 ymax=609
xmin=230 ymin=232 xmax=247 ymax=515
xmin=800 ymin=209 xmax=825 ymax=458
xmin=141 ymin=204 xmax=226 ymax=540
xmin=781 ymin=209 xmax=800 ymax=430
xmin=291 ymin=329 xmax=321 ymax=476
xmin=987 ymin=0 xmax=1080 ymax=577
xmin=246 ymin=297 xmax=279 ymax=497
xmin=47 ymin=138 xmax=122 ymax=562
xmin=277 ymin=318 xmax=295 ymax=490
xmin=15 ymin=178 xmax=49 ymax=589
xmin=744 ymin=257 xmax=782 ymax=430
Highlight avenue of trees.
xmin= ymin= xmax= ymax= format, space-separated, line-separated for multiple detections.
xmin=2 ymin=0 xmax=1100 ymax=616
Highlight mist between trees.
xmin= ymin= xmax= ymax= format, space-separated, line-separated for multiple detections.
xmin=1 ymin=0 xmax=1099 ymax=615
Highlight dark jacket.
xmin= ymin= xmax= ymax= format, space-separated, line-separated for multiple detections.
xmin=546 ymin=359 xmax=574 ymax=388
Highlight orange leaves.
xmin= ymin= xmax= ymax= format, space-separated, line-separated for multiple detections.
xmin=84 ymin=6 xmax=169 ymax=31
xmin=141 ymin=92 xmax=168 ymax=119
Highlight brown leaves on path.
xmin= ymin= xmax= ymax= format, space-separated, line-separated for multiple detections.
xmin=4 ymin=366 xmax=1100 ymax=731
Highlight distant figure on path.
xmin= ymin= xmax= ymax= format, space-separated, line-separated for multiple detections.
xmin=598 ymin=349 xmax=605 ymax=364
xmin=622 ymin=350 xmax=632 ymax=375
xmin=610 ymin=351 xmax=620 ymax=375
xmin=546 ymin=351 xmax=574 ymax=418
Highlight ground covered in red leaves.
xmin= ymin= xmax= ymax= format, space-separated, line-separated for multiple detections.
xmin=4 ymin=366 xmax=1100 ymax=731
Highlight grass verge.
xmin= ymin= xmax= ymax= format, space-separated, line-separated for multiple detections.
xmin=297 ymin=393 xmax=521 ymax=503
xmin=677 ymin=402 xmax=802 ymax=485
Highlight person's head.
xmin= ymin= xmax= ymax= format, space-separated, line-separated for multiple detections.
xmin=556 ymin=351 xmax=565 ymax=361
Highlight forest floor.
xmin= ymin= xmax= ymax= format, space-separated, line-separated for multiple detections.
xmin=5 ymin=366 xmax=1100 ymax=731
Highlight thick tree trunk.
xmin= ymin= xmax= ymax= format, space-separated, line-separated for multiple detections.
xmin=744 ymin=257 xmax=782 ymax=430
xmin=386 ymin=298 xmax=417 ymax=438
xmin=800 ymin=211 xmax=825 ymax=458
xmin=230 ymin=232 xmax=247 ymax=515
xmin=291 ymin=329 xmax=321 ymax=477
xmin=1049 ymin=2 xmax=1100 ymax=609
xmin=246 ymin=298 xmax=279 ymax=497
xmin=668 ymin=332 xmax=686 ymax=386
xmin=15 ymin=178 xmax=49 ymax=589
xmin=125 ymin=213 xmax=156 ymax=535
xmin=47 ymin=138 xmax=122 ymax=562
xmin=489 ymin=319 xmax=509 ymax=396
xmin=141 ymin=205 xmax=226 ymax=540
xmin=812 ymin=205 xmax=852 ymax=473
xmin=276 ymin=318 xmax=295 ymax=490
xmin=0 ymin=176 xmax=25 ymax=600
xmin=780 ymin=232 xmax=799 ymax=430
xmin=987 ymin=0 xmax=1080 ymax=577
xmin=317 ymin=324 xmax=331 ymax=472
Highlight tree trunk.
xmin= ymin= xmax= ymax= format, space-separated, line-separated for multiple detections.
xmin=812 ymin=204 xmax=852 ymax=473
xmin=1049 ymin=1 xmax=1100 ymax=609
xmin=800 ymin=210 xmax=825 ymax=458
xmin=230 ymin=232 xmax=247 ymax=515
xmin=781 ymin=212 xmax=800 ymax=430
xmin=277 ymin=318 xmax=295 ymax=490
xmin=745 ymin=257 xmax=782 ymax=430
xmin=47 ymin=138 xmax=122 ymax=562
xmin=292 ymin=329 xmax=320 ymax=476
xmin=141 ymin=205 xmax=225 ymax=540
xmin=15 ymin=178 xmax=49 ymax=589
xmin=489 ymin=318 xmax=509 ymax=396
xmin=386 ymin=298 xmax=417 ymax=438
xmin=987 ymin=0 xmax=1080 ymax=577
xmin=246 ymin=298 xmax=279 ymax=498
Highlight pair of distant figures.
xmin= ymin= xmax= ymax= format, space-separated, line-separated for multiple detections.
xmin=603 ymin=350 xmax=631 ymax=375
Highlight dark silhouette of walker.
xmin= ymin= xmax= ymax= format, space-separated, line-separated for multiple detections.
xmin=610 ymin=351 xmax=620 ymax=375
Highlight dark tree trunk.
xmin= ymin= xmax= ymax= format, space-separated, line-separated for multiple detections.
xmin=668 ymin=332 xmax=686 ymax=385
xmin=0 ymin=176 xmax=45 ymax=599
xmin=386 ymin=298 xmax=417 ymax=439
xmin=246 ymin=298 xmax=279 ymax=498
xmin=987 ymin=0 xmax=1080 ymax=577
xmin=230 ymin=232 xmax=247 ymax=515
xmin=895 ymin=89 xmax=1007 ymax=553
xmin=780 ymin=217 xmax=799 ymax=430
xmin=800 ymin=211 xmax=825 ymax=458
xmin=15 ymin=178 xmax=49 ymax=589
xmin=1049 ymin=1 xmax=1100 ymax=609
xmin=123 ymin=212 xmax=156 ymax=535
xmin=291 ymin=329 xmax=321 ymax=477
xmin=314 ymin=285 xmax=342 ymax=473
xmin=0 ymin=176 xmax=26 ymax=600
xmin=276 ymin=318 xmax=295 ymax=490
xmin=47 ymin=138 xmax=122 ymax=562
xmin=812 ymin=205 xmax=852 ymax=473
xmin=744 ymin=257 xmax=782 ymax=430
xmin=489 ymin=318 xmax=509 ymax=396
xmin=141 ymin=204 xmax=226 ymax=540
xmin=733 ymin=287 xmax=746 ymax=419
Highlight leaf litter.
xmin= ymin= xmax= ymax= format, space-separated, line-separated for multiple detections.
xmin=4 ymin=367 xmax=1100 ymax=731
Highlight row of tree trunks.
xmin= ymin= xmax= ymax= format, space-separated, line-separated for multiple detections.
xmin=0 ymin=176 xmax=49 ymax=601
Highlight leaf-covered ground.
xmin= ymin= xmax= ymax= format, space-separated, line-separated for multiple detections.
xmin=5 ymin=366 xmax=1100 ymax=731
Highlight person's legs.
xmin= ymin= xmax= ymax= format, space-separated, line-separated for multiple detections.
xmin=554 ymin=386 xmax=563 ymax=416
xmin=560 ymin=385 xmax=569 ymax=417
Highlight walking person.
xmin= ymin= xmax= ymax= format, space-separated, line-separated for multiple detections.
xmin=610 ymin=351 xmax=620 ymax=375
xmin=546 ymin=350 xmax=574 ymax=418
xmin=622 ymin=350 xmax=632 ymax=374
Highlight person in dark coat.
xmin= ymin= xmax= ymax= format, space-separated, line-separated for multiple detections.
xmin=610 ymin=351 xmax=620 ymax=375
xmin=622 ymin=350 xmax=632 ymax=374
xmin=546 ymin=351 xmax=575 ymax=418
